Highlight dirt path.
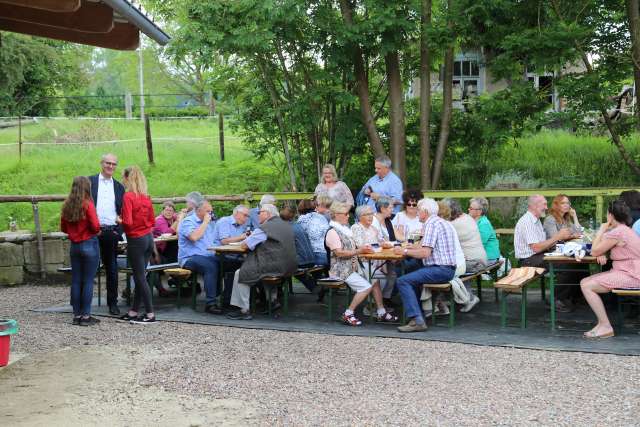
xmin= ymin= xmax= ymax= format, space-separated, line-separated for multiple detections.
xmin=0 ymin=345 xmax=261 ymax=427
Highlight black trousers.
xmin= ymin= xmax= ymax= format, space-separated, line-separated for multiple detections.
xmin=98 ymin=226 xmax=120 ymax=307
xmin=127 ymin=233 xmax=154 ymax=314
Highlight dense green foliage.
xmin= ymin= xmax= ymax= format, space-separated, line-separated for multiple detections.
xmin=0 ymin=33 xmax=88 ymax=116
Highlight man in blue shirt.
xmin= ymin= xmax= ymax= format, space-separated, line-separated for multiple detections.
xmin=212 ymin=205 xmax=251 ymax=306
xmin=178 ymin=199 xmax=222 ymax=314
xmin=359 ymin=155 xmax=404 ymax=214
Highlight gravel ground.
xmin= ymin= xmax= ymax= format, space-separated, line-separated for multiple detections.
xmin=1 ymin=283 xmax=640 ymax=426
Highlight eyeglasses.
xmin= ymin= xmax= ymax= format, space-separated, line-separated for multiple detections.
xmin=406 ymin=203 xmax=418 ymax=207
xmin=104 ymin=162 xmax=117 ymax=166
xmin=468 ymin=207 xmax=482 ymax=211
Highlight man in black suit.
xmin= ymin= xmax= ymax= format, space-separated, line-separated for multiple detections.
xmin=89 ymin=153 xmax=125 ymax=315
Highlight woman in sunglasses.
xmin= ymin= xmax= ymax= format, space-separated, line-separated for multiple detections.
xmin=391 ymin=188 xmax=424 ymax=241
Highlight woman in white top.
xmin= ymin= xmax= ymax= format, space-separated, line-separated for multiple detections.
xmin=314 ymin=163 xmax=354 ymax=208
xmin=352 ymin=205 xmax=395 ymax=301
xmin=372 ymin=196 xmax=396 ymax=242
xmin=443 ymin=198 xmax=488 ymax=273
xmin=392 ymin=188 xmax=423 ymax=241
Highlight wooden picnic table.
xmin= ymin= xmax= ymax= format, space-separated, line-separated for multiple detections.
xmin=543 ymin=255 xmax=600 ymax=330
xmin=209 ymin=244 xmax=249 ymax=254
xmin=118 ymin=234 xmax=178 ymax=249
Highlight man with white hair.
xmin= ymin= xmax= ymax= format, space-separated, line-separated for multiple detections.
xmin=178 ymin=199 xmax=222 ymax=315
xmin=227 ymin=204 xmax=297 ymax=320
xmin=514 ymin=194 xmax=573 ymax=312
xmin=393 ymin=198 xmax=458 ymax=332
xmin=249 ymin=194 xmax=277 ymax=230
xmin=358 ymin=155 xmax=404 ymax=214
xmin=211 ymin=205 xmax=251 ymax=306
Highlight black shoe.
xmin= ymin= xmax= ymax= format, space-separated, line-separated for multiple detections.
xmin=79 ymin=316 xmax=100 ymax=326
xmin=205 ymin=304 xmax=224 ymax=315
xmin=226 ymin=310 xmax=253 ymax=320
xmin=119 ymin=312 xmax=138 ymax=321
xmin=72 ymin=317 xmax=80 ymax=326
xmin=130 ymin=316 xmax=156 ymax=324
xmin=109 ymin=305 xmax=121 ymax=316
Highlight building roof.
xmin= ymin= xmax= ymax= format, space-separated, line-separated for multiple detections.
xmin=0 ymin=0 xmax=169 ymax=50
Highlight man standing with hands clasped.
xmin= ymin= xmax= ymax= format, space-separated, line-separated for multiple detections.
xmin=89 ymin=153 xmax=125 ymax=315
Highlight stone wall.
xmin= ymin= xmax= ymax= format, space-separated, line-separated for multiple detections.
xmin=0 ymin=232 xmax=70 ymax=285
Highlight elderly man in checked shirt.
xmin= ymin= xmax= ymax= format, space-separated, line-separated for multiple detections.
xmin=393 ymin=198 xmax=458 ymax=332
xmin=514 ymin=195 xmax=574 ymax=312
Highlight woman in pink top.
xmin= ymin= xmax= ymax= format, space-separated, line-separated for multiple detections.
xmin=580 ymin=200 xmax=640 ymax=339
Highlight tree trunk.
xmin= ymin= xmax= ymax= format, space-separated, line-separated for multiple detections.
xmin=626 ymin=0 xmax=640 ymax=130
xmin=431 ymin=20 xmax=454 ymax=189
xmin=385 ymin=50 xmax=407 ymax=182
xmin=339 ymin=0 xmax=386 ymax=158
xmin=419 ymin=0 xmax=432 ymax=190
xmin=257 ymin=58 xmax=298 ymax=191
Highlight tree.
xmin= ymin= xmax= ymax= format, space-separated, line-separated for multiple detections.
xmin=0 ymin=32 xmax=87 ymax=116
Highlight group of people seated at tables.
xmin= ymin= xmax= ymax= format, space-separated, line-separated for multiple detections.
xmin=61 ymin=153 xmax=640 ymax=337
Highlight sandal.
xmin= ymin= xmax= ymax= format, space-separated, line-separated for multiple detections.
xmin=376 ymin=311 xmax=399 ymax=323
xmin=341 ymin=313 xmax=362 ymax=326
xmin=584 ymin=329 xmax=614 ymax=339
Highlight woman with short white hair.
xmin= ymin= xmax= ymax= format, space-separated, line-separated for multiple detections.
xmin=325 ymin=202 xmax=398 ymax=326
xmin=314 ymin=163 xmax=354 ymax=207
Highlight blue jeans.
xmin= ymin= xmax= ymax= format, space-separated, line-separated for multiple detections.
xmin=314 ymin=252 xmax=328 ymax=267
xmin=396 ymin=264 xmax=455 ymax=323
xmin=184 ymin=254 xmax=219 ymax=305
xmin=70 ymin=237 xmax=100 ymax=317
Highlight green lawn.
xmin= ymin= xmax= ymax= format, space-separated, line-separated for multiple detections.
xmin=0 ymin=118 xmax=285 ymax=231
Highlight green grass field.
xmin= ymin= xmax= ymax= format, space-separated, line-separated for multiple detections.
xmin=0 ymin=118 xmax=286 ymax=231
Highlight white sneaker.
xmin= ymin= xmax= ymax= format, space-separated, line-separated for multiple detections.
xmin=460 ymin=295 xmax=480 ymax=313
xmin=435 ymin=301 xmax=450 ymax=316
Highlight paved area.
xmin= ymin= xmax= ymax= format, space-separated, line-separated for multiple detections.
xmin=1 ymin=283 xmax=640 ymax=425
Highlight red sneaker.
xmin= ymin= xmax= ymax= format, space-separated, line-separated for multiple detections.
xmin=341 ymin=312 xmax=362 ymax=326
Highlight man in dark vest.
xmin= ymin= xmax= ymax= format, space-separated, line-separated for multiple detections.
xmin=227 ymin=203 xmax=297 ymax=320
xmin=89 ymin=153 xmax=125 ymax=315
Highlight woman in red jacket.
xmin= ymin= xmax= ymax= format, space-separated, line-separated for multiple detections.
xmin=119 ymin=165 xmax=157 ymax=324
xmin=60 ymin=176 xmax=101 ymax=326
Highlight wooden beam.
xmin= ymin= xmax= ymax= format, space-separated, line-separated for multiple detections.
xmin=0 ymin=0 xmax=80 ymax=13
xmin=0 ymin=2 xmax=113 ymax=33
xmin=0 ymin=19 xmax=139 ymax=49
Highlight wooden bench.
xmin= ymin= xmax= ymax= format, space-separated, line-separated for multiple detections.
xmin=460 ymin=260 xmax=503 ymax=302
xmin=494 ymin=273 xmax=543 ymax=329
xmin=120 ymin=262 xmax=180 ymax=305
xmin=612 ymin=288 xmax=640 ymax=333
xmin=316 ymin=278 xmax=351 ymax=322
xmin=165 ymin=267 xmax=198 ymax=309
xmin=421 ymin=264 xmax=503 ymax=328
xmin=57 ymin=264 xmax=105 ymax=306
xmin=423 ymin=283 xmax=456 ymax=328
xmin=260 ymin=275 xmax=292 ymax=316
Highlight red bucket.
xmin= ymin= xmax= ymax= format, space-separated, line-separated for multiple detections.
xmin=0 ymin=335 xmax=10 ymax=367
xmin=0 ymin=319 xmax=18 ymax=367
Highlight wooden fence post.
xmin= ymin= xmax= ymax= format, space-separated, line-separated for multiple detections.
xmin=125 ymin=92 xmax=133 ymax=119
xmin=218 ymin=112 xmax=225 ymax=161
xmin=144 ymin=114 xmax=154 ymax=165
xmin=18 ymin=115 xmax=22 ymax=161
xmin=32 ymin=201 xmax=46 ymax=279
xmin=595 ymin=195 xmax=604 ymax=224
